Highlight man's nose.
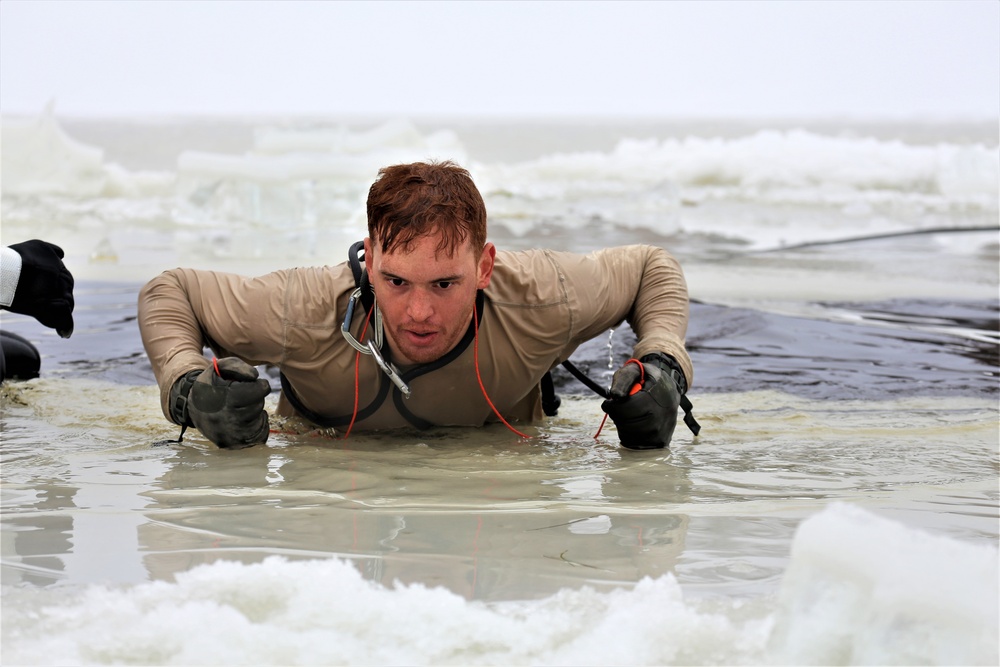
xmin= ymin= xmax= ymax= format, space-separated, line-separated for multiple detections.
xmin=407 ymin=289 xmax=434 ymax=322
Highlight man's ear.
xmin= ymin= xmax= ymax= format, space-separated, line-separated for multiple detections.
xmin=477 ymin=242 xmax=496 ymax=290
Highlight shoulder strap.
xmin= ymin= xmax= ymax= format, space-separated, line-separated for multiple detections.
xmin=540 ymin=360 xmax=609 ymax=417
xmin=347 ymin=240 xmax=375 ymax=312
xmin=280 ymin=370 xmax=390 ymax=428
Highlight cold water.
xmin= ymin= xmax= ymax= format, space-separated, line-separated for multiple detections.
xmin=0 ymin=111 xmax=997 ymax=665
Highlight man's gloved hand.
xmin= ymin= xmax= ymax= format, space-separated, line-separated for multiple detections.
xmin=170 ymin=357 xmax=272 ymax=449
xmin=601 ymin=353 xmax=687 ymax=450
xmin=6 ymin=240 xmax=75 ymax=338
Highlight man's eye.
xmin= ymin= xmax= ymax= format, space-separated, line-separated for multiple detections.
xmin=389 ymin=278 xmax=405 ymax=287
xmin=436 ymin=281 xmax=453 ymax=289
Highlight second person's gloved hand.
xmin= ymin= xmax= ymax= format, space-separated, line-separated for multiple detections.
xmin=170 ymin=357 xmax=272 ymax=449
xmin=601 ymin=353 xmax=687 ymax=450
xmin=6 ymin=240 xmax=75 ymax=338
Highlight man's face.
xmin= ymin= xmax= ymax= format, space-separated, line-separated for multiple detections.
xmin=365 ymin=232 xmax=495 ymax=366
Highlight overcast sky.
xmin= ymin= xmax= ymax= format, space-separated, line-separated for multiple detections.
xmin=1 ymin=0 xmax=997 ymax=119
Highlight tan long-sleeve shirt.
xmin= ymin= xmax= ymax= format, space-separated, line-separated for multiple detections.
xmin=138 ymin=245 xmax=692 ymax=431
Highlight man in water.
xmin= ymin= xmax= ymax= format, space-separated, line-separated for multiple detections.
xmin=138 ymin=161 xmax=696 ymax=449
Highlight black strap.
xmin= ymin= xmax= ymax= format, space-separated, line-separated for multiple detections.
xmin=169 ymin=369 xmax=203 ymax=427
xmin=540 ymin=371 xmax=561 ymax=416
xmin=637 ymin=353 xmax=701 ymax=436
xmin=561 ymin=360 xmax=611 ymax=400
xmin=347 ymin=240 xmax=374 ymax=313
xmin=280 ymin=369 xmax=390 ymax=428
xmin=538 ymin=360 xmax=609 ymax=417
xmin=541 ymin=357 xmax=701 ymax=436
xmin=152 ymin=424 xmax=188 ymax=447
xmin=680 ymin=394 xmax=701 ymax=436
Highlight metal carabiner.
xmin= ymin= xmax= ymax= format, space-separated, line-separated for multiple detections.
xmin=341 ymin=287 xmax=410 ymax=398
xmin=341 ymin=287 xmax=384 ymax=352
xmin=341 ymin=287 xmax=369 ymax=353
xmin=367 ymin=339 xmax=411 ymax=398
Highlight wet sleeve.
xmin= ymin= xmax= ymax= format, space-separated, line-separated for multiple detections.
xmin=553 ymin=245 xmax=693 ymax=387
xmin=138 ymin=268 xmax=288 ymax=421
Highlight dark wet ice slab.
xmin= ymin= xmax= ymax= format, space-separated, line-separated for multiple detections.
xmin=2 ymin=281 xmax=996 ymax=401
xmin=554 ymin=299 xmax=998 ymax=400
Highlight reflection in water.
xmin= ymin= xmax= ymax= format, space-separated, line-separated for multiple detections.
xmin=128 ymin=435 xmax=693 ymax=601
xmin=1 ymin=485 xmax=76 ymax=586
xmin=1 ymin=450 xmax=169 ymax=586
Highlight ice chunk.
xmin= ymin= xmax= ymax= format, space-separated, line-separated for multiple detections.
xmin=768 ymin=502 xmax=999 ymax=666
xmin=1 ymin=101 xmax=106 ymax=196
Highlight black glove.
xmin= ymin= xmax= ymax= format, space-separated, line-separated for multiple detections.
xmin=170 ymin=357 xmax=272 ymax=449
xmin=601 ymin=353 xmax=687 ymax=450
xmin=6 ymin=240 xmax=75 ymax=338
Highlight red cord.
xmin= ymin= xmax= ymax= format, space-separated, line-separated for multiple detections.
xmin=342 ymin=307 xmax=373 ymax=440
xmin=594 ymin=413 xmax=610 ymax=440
xmin=624 ymin=358 xmax=645 ymax=386
xmin=593 ymin=358 xmax=644 ymax=440
xmin=473 ymin=303 xmax=530 ymax=439
xmin=212 ymin=357 xmax=221 ymax=376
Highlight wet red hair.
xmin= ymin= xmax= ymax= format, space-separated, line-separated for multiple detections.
xmin=366 ymin=161 xmax=487 ymax=256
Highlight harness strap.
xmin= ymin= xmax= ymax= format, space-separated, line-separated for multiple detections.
xmin=541 ymin=359 xmax=701 ymax=436
xmin=348 ymin=240 xmax=375 ymax=313
xmin=280 ymin=369 xmax=390 ymax=428
xmin=680 ymin=394 xmax=701 ymax=436
xmin=540 ymin=371 xmax=561 ymax=416
xmin=560 ymin=360 xmax=610 ymax=399
xmin=538 ymin=361 xmax=609 ymax=417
